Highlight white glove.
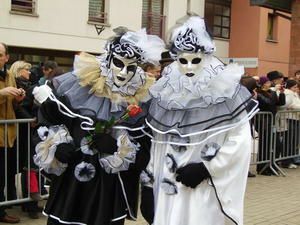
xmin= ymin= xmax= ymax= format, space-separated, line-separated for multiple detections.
xmin=37 ymin=126 xmax=49 ymax=141
xmin=32 ymin=84 xmax=52 ymax=104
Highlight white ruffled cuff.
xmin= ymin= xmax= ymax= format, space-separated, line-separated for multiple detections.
xmin=98 ymin=132 xmax=140 ymax=174
xmin=34 ymin=125 xmax=73 ymax=176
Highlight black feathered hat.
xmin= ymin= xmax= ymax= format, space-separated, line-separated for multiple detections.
xmin=266 ymin=71 xmax=283 ymax=81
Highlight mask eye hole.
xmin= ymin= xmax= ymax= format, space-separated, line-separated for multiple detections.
xmin=112 ymin=58 xmax=125 ymax=68
xmin=192 ymin=58 xmax=201 ymax=64
xmin=178 ymin=58 xmax=188 ymax=64
xmin=127 ymin=65 xmax=137 ymax=74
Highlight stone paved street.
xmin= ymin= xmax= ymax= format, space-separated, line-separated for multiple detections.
xmin=2 ymin=168 xmax=300 ymax=225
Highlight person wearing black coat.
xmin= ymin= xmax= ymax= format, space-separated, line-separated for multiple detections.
xmin=255 ymin=76 xmax=285 ymax=175
xmin=10 ymin=60 xmax=43 ymax=219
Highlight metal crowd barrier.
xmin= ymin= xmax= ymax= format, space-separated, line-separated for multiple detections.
xmin=250 ymin=112 xmax=274 ymax=171
xmin=250 ymin=110 xmax=300 ymax=176
xmin=0 ymin=111 xmax=299 ymax=207
xmin=273 ymin=110 xmax=300 ymax=176
xmin=0 ymin=118 xmax=48 ymax=206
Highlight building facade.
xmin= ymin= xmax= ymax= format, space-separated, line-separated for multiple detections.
xmin=0 ymin=0 xmax=143 ymax=70
xmin=289 ymin=0 xmax=300 ymax=76
xmin=230 ymin=0 xmax=291 ymax=76
xmin=0 ymin=0 xmax=292 ymax=75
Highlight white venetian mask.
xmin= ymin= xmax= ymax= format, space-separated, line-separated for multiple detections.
xmin=110 ymin=55 xmax=138 ymax=87
xmin=177 ymin=52 xmax=206 ymax=78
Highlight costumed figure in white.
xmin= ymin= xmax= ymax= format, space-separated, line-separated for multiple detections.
xmin=32 ymin=28 xmax=164 ymax=225
xmin=140 ymin=16 xmax=258 ymax=225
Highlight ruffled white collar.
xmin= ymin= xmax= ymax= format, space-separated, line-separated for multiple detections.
xmin=72 ymin=52 xmax=154 ymax=105
xmin=150 ymin=57 xmax=244 ymax=109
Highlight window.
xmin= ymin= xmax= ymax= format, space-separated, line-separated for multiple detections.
xmin=142 ymin=0 xmax=166 ymax=38
xmin=205 ymin=0 xmax=231 ymax=39
xmin=11 ymin=0 xmax=36 ymax=15
xmin=267 ymin=13 xmax=278 ymax=41
xmin=8 ymin=46 xmax=76 ymax=73
xmin=88 ymin=0 xmax=107 ymax=24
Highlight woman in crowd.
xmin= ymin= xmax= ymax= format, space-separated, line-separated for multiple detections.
xmin=10 ymin=60 xmax=42 ymax=219
xmin=280 ymin=80 xmax=300 ymax=168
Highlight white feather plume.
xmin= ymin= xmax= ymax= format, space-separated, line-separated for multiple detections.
xmin=121 ymin=28 xmax=166 ymax=65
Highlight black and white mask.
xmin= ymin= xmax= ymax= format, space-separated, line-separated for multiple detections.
xmin=177 ymin=52 xmax=205 ymax=78
xmin=110 ymin=55 xmax=138 ymax=87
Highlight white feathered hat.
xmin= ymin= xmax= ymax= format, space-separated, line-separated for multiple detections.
xmin=169 ymin=16 xmax=216 ymax=55
xmin=106 ymin=27 xmax=165 ymax=66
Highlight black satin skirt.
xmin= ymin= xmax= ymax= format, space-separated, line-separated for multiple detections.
xmin=43 ymin=156 xmax=127 ymax=225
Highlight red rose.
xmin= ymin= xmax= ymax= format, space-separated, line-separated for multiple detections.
xmin=127 ymin=105 xmax=143 ymax=117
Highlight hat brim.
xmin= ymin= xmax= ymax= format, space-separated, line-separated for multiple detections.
xmin=159 ymin=58 xmax=174 ymax=64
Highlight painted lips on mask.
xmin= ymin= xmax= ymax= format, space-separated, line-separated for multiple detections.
xmin=185 ymin=73 xmax=195 ymax=77
xmin=177 ymin=52 xmax=203 ymax=78
xmin=111 ymin=56 xmax=138 ymax=87
xmin=116 ymin=76 xmax=126 ymax=81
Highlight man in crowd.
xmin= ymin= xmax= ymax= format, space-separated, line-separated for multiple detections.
xmin=267 ymin=70 xmax=285 ymax=92
xmin=0 ymin=42 xmax=22 ymax=223
xmin=38 ymin=60 xmax=58 ymax=85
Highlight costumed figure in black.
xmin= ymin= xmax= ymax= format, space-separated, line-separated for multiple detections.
xmin=32 ymin=28 xmax=164 ymax=225
xmin=140 ymin=16 xmax=259 ymax=225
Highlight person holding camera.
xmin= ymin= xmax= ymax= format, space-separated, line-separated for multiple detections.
xmin=0 ymin=42 xmax=22 ymax=223
xmin=255 ymin=76 xmax=285 ymax=175
xmin=267 ymin=70 xmax=285 ymax=93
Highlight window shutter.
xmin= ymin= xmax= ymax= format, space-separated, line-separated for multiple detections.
xmin=142 ymin=0 xmax=150 ymax=29
xmin=151 ymin=0 xmax=163 ymax=35
xmin=89 ymin=0 xmax=105 ymax=23
xmin=11 ymin=0 xmax=35 ymax=14
xmin=142 ymin=0 xmax=165 ymax=37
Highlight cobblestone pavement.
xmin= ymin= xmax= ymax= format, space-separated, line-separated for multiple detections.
xmin=2 ymin=168 xmax=300 ymax=225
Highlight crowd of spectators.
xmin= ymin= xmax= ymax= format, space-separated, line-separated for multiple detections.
xmin=0 ymin=42 xmax=64 ymax=223
xmin=241 ymin=70 xmax=300 ymax=176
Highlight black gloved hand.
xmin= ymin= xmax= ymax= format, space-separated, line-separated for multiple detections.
xmin=140 ymin=186 xmax=155 ymax=225
xmin=132 ymin=148 xmax=150 ymax=172
xmin=176 ymin=162 xmax=210 ymax=188
xmin=54 ymin=143 xmax=75 ymax=164
xmin=91 ymin=133 xmax=118 ymax=155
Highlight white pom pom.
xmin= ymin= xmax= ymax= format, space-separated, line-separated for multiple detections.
xmin=32 ymin=84 xmax=53 ymax=104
